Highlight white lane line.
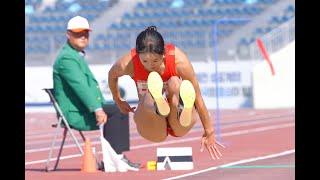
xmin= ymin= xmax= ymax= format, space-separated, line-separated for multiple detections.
xmin=25 ymin=122 xmax=294 ymax=165
xmin=25 ymin=112 xmax=294 ymax=138
xmin=162 ymin=149 xmax=295 ymax=180
xmin=25 ymin=119 xmax=293 ymax=152
xmin=25 ymin=130 xmax=100 ymax=139
xmin=25 ymin=116 xmax=294 ymax=147
xmin=130 ymin=123 xmax=294 ymax=150
xmin=25 ymin=114 xmax=292 ymax=140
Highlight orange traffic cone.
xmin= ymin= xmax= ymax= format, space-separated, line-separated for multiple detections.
xmin=81 ymin=138 xmax=97 ymax=173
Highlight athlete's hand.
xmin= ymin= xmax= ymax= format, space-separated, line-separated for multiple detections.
xmin=115 ymin=98 xmax=136 ymax=114
xmin=200 ymin=131 xmax=225 ymax=160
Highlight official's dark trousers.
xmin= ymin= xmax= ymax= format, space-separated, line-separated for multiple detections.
xmin=102 ymin=103 xmax=129 ymax=154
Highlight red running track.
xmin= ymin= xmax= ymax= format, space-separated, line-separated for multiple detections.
xmin=25 ymin=108 xmax=295 ymax=180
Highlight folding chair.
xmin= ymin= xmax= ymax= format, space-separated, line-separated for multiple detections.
xmin=43 ymin=88 xmax=86 ymax=172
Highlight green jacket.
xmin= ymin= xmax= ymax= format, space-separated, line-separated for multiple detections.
xmin=53 ymin=42 xmax=105 ymax=131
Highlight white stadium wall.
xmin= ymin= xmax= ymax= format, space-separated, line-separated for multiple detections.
xmin=25 ymin=64 xmax=137 ymax=109
xmin=252 ymin=41 xmax=295 ymax=109
xmin=25 ymin=61 xmax=258 ymax=111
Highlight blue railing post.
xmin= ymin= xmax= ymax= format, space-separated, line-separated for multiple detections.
xmin=213 ymin=18 xmax=250 ymax=143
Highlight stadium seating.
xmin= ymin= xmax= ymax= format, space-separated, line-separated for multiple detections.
xmin=26 ymin=0 xmax=295 ymax=64
xmin=238 ymin=4 xmax=295 ymax=46
xmin=25 ymin=0 xmax=117 ymax=55
xmin=96 ymin=0 xmax=286 ymax=53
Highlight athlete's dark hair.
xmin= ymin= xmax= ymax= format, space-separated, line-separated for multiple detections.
xmin=136 ymin=26 xmax=165 ymax=55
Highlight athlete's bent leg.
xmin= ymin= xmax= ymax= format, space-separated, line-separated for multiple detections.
xmin=166 ymin=76 xmax=198 ymax=137
xmin=133 ymin=92 xmax=168 ymax=142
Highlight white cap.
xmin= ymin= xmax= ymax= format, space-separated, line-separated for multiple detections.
xmin=67 ymin=16 xmax=91 ymax=32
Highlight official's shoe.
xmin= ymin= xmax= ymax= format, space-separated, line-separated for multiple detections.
xmin=121 ymin=155 xmax=141 ymax=170
xmin=97 ymin=156 xmax=140 ymax=172
xmin=97 ymin=161 xmax=117 ymax=172
xmin=97 ymin=160 xmax=105 ymax=171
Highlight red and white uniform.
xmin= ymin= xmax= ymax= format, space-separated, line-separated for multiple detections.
xmin=130 ymin=43 xmax=179 ymax=137
xmin=131 ymin=43 xmax=177 ymax=97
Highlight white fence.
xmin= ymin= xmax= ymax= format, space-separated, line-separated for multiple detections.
xmin=250 ymin=17 xmax=295 ymax=59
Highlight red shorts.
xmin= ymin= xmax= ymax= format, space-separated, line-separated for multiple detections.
xmin=166 ymin=121 xmax=179 ymax=137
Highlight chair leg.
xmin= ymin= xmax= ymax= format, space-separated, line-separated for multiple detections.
xmin=45 ymin=117 xmax=64 ymax=172
xmin=53 ymin=101 xmax=84 ymax=155
xmin=62 ymin=121 xmax=84 ymax=155
xmin=52 ymin=128 xmax=68 ymax=171
xmin=79 ymin=131 xmax=86 ymax=142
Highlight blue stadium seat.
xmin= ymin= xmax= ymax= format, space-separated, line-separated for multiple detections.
xmin=157 ymin=1 xmax=167 ymax=8
xmin=281 ymin=15 xmax=289 ymax=23
xmin=264 ymin=27 xmax=272 ymax=33
xmin=201 ymin=19 xmax=211 ymax=26
xmin=110 ymin=23 xmax=119 ymax=30
xmin=285 ymin=5 xmax=295 ymax=18
xmin=123 ymin=13 xmax=131 ymax=19
xmin=25 ymin=26 xmax=31 ymax=33
xmin=232 ymin=8 xmax=242 ymax=16
xmin=202 ymin=9 xmax=211 ymax=16
xmin=209 ymin=19 xmax=216 ymax=25
xmin=44 ymin=6 xmax=54 ymax=13
xmin=165 ymin=10 xmax=174 ymax=18
xmin=128 ymin=22 xmax=136 ymax=29
xmin=214 ymin=0 xmax=222 ymax=5
xmin=168 ymin=21 xmax=177 ymax=28
xmin=29 ymin=16 xmax=38 ymax=23
xmin=224 ymin=9 xmax=237 ymax=16
xmin=239 ymin=38 xmax=247 ymax=45
xmin=254 ymin=27 xmax=264 ymax=35
xmin=243 ymin=7 xmax=253 ymax=15
xmin=223 ymin=0 xmax=232 ymax=4
xmin=218 ymin=9 xmax=226 ymax=16
xmin=287 ymin=4 xmax=295 ymax=12
xmin=198 ymin=9 xmax=206 ymax=16
xmin=136 ymin=2 xmax=144 ymax=8
xmin=234 ymin=0 xmax=243 ymax=4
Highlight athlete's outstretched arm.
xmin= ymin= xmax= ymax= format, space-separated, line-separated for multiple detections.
xmin=108 ymin=52 xmax=135 ymax=114
xmin=175 ymin=47 xmax=225 ymax=160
